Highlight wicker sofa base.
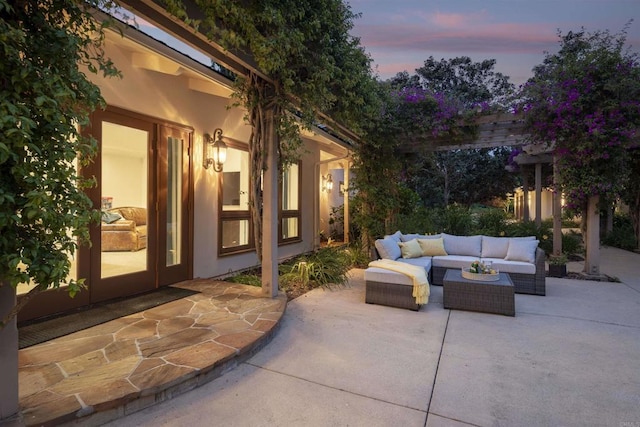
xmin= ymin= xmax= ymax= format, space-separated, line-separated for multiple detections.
xmin=365 ymin=280 xmax=421 ymax=311
xmin=443 ymin=270 xmax=515 ymax=316
xmin=431 ymin=246 xmax=546 ymax=296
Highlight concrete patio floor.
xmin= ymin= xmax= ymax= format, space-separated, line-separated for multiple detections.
xmin=17 ymin=245 xmax=640 ymax=426
xmin=103 ymin=246 xmax=640 ymax=427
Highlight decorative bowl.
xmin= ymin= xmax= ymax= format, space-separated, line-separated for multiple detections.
xmin=461 ymin=268 xmax=500 ymax=282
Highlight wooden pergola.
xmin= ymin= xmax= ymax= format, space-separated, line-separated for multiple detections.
xmin=397 ymin=112 xmax=603 ymax=276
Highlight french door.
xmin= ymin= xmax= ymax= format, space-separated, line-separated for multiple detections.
xmin=89 ymin=107 xmax=192 ymax=302
xmin=17 ymin=107 xmax=192 ymax=322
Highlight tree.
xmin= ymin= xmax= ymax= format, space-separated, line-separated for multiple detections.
xmin=0 ymin=0 xmax=120 ymax=326
xmin=409 ymin=147 xmax=516 ymax=208
xmin=519 ymin=25 xmax=640 ymax=272
xmin=620 ymin=149 xmax=640 ymax=250
xmin=390 ymin=57 xmax=518 ymax=208
xmin=162 ymin=0 xmax=376 ymax=260
xmin=0 ymin=0 xmax=120 ymax=421
xmin=416 ymin=56 xmax=515 ymax=109
xmin=520 ymin=26 xmax=640 ymax=214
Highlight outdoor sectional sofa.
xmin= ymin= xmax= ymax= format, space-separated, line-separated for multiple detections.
xmin=367 ymin=232 xmax=546 ymax=308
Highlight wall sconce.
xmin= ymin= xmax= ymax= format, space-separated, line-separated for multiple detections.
xmin=203 ymin=128 xmax=227 ymax=172
xmin=321 ymin=173 xmax=333 ymax=193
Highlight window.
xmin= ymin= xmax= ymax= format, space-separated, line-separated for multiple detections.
xmin=218 ymin=149 xmax=301 ymax=255
xmin=280 ymin=162 xmax=301 ymax=243
xmin=219 ymin=145 xmax=252 ymax=254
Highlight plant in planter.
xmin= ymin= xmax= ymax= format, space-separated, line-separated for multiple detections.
xmin=548 ymin=254 xmax=568 ymax=278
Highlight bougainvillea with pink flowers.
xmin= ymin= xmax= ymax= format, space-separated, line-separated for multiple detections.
xmin=518 ymin=26 xmax=640 ymax=213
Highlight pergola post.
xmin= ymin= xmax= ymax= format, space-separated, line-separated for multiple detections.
xmin=262 ymin=107 xmax=279 ymax=298
xmin=585 ymin=195 xmax=600 ymax=276
xmin=522 ymin=169 xmax=530 ymax=222
xmin=552 ymin=155 xmax=563 ymax=256
xmin=535 ymin=162 xmax=542 ymax=227
xmin=343 ymin=162 xmax=350 ymax=244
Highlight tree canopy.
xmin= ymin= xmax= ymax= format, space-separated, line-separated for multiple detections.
xmin=0 ymin=0 xmax=120 ymax=326
xmin=374 ymin=57 xmax=518 ymax=211
xmin=519 ymin=26 xmax=640 ymax=213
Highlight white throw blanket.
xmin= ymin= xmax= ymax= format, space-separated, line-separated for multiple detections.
xmin=368 ymin=259 xmax=430 ymax=305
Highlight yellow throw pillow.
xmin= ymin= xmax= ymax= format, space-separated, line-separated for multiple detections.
xmin=417 ymin=237 xmax=448 ymax=256
xmin=398 ymin=239 xmax=423 ymax=259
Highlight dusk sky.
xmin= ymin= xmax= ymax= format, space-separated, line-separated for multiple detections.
xmin=348 ymin=0 xmax=640 ymax=86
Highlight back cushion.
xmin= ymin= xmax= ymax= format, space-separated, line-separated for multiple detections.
xmin=375 ymin=237 xmax=402 ymax=260
xmin=505 ymin=239 xmax=539 ymax=264
xmin=442 ymin=233 xmax=482 ymax=257
xmin=401 ymin=233 xmax=422 ymax=242
xmin=417 ymin=237 xmax=448 ymax=256
xmin=385 ymin=230 xmax=403 ymax=243
xmin=398 ymin=239 xmax=423 ymax=259
xmin=481 ymin=236 xmax=510 ymax=259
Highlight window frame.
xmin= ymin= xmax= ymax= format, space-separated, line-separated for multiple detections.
xmin=218 ymin=141 xmax=254 ymax=256
xmin=279 ymin=161 xmax=302 ymax=245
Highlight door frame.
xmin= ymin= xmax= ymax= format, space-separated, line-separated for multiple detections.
xmin=17 ymin=106 xmax=194 ymax=323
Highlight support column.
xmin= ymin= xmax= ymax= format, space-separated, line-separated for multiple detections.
xmin=343 ymin=162 xmax=350 ymax=244
xmin=0 ymin=283 xmax=20 ymax=424
xmin=552 ymin=156 xmax=562 ymax=256
xmin=522 ymin=170 xmax=530 ymax=222
xmin=585 ymin=195 xmax=600 ymax=276
xmin=262 ymin=108 xmax=279 ymax=298
xmin=535 ymin=163 xmax=542 ymax=227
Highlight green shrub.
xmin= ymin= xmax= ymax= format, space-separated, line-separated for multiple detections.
xmin=435 ymin=205 xmax=474 ymax=235
xmin=474 ymin=209 xmax=508 ymax=236
xmin=279 ymin=246 xmax=351 ymax=290
xmin=227 ymin=272 xmax=262 ymax=287
xmin=562 ymin=231 xmax=584 ymax=256
xmin=602 ymin=214 xmax=638 ymax=251
xmin=343 ymin=241 xmax=372 ymax=268
xmin=396 ymin=206 xmax=436 ymax=235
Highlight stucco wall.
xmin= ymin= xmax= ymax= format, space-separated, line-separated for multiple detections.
xmin=91 ymin=35 xmax=341 ymax=280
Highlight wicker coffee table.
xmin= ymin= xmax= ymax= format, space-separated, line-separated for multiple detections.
xmin=443 ymin=269 xmax=515 ymax=316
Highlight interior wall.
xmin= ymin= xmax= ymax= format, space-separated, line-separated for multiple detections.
xmin=102 ymin=153 xmax=146 ymax=208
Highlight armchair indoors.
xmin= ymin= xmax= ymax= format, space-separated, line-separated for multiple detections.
xmin=101 ymin=207 xmax=147 ymax=252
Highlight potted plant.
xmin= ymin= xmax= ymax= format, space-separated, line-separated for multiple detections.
xmin=548 ymin=254 xmax=568 ymax=278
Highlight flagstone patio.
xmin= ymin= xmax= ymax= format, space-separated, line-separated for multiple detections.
xmin=17 ymin=280 xmax=287 ymax=427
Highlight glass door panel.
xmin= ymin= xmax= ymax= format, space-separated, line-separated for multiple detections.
xmin=100 ymin=122 xmax=149 ymax=278
xmin=166 ymin=136 xmax=182 ymax=267
xmin=157 ymin=125 xmax=191 ymax=285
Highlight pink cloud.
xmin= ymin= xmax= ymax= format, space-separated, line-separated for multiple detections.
xmin=428 ymin=10 xmax=489 ymax=29
xmin=353 ymin=21 xmax=558 ymax=55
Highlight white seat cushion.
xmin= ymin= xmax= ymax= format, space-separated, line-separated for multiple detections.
xmin=432 ymin=255 xmax=479 ymax=269
xmin=481 ymin=258 xmax=536 ymax=275
xmin=395 ymin=257 xmax=432 ymax=271
xmin=364 ymin=267 xmax=413 ymax=286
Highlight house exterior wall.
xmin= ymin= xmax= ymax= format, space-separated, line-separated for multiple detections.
xmin=514 ymin=187 xmax=554 ymax=221
xmin=90 ymin=30 xmax=345 ymax=280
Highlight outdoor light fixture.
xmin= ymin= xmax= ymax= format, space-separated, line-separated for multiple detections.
xmin=203 ymin=128 xmax=227 ymax=172
xmin=321 ymin=174 xmax=334 ymax=193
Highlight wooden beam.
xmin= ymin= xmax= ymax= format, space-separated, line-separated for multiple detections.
xmin=118 ymin=0 xmax=259 ymax=78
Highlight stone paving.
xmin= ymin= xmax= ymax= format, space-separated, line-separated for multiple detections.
xmin=17 ymin=280 xmax=287 ymax=427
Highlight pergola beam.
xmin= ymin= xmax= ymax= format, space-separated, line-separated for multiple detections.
xmin=397 ymin=113 xmax=528 ymax=153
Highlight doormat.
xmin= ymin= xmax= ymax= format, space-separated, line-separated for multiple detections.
xmin=18 ymin=286 xmax=199 ymax=349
